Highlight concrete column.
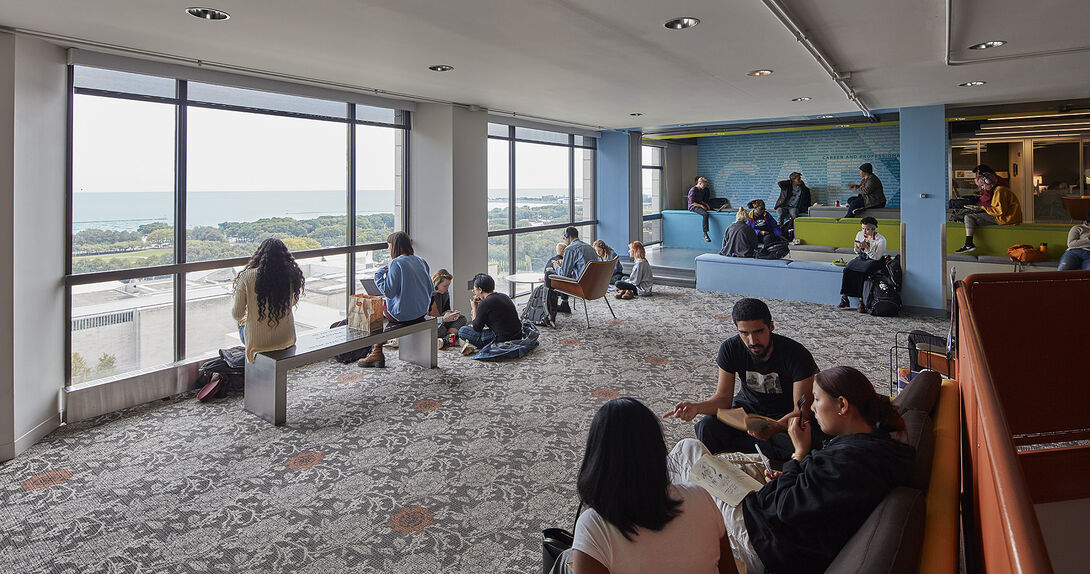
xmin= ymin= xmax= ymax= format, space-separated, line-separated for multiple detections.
xmin=899 ymin=105 xmax=948 ymax=312
xmin=0 ymin=32 xmax=66 ymax=461
xmin=408 ymin=103 xmax=487 ymax=306
xmin=595 ymin=130 xmax=641 ymax=253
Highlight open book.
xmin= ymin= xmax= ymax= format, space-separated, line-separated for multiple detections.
xmin=717 ymin=407 xmax=787 ymax=437
xmin=687 ymin=453 xmax=764 ymax=506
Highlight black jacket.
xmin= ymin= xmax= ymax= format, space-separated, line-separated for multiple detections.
xmin=741 ymin=432 xmax=914 ymax=574
xmin=774 ymin=180 xmax=811 ymax=213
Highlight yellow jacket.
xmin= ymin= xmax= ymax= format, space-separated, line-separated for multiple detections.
xmin=981 ymin=186 xmax=1022 ymax=225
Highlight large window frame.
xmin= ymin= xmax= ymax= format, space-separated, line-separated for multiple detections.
xmin=641 ymin=145 xmax=665 ymax=246
xmin=65 ymin=65 xmax=410 ymax=386
xmin=487 ymin=124 xmax=597 ymax=295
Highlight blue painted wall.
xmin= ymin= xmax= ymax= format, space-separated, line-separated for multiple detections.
xmin=696 ymin=125 xmax=901 ymax=210
xmin=899 ymin=106 xmax=948 ymax=312
xmin=596 ymin=130 xmax=637 ymax=252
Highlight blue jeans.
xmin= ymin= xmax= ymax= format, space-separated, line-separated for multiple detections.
xmin=1058 ymin=248 xmax=1090 ymax=270
xmin=458 ymin=325 xmax=498 ymax=348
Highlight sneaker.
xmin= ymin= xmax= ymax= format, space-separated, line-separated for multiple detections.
xmin=858 ymin=301 xmax=867 ymax=313
xmin=438 ymin=337 xmax=448 ymax=350
xmin=557 ymin=301 xmax=572 ymax=314
xmin=954 ymin=244 xmax=976 ymax=253
xmin=615 ymin=292 xmax=625 ymax=300
xmin=704 ymin=233 xmax=711 ymax=242
xmin=836 ymin=296 xmax=850 ymax=309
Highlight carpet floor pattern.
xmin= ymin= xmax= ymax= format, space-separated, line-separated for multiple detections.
xmin=1 ymin=286 xmax=947 ymax=573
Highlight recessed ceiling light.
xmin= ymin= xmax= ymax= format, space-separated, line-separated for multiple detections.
xmin=186 ymin=7 xmax=230 ymax=20
xmin=959 ymin=81 xmax=986 ymax=87
xmin=630 ymin=113 xmax=643 ymax=116
xmin=747 ymin=70 xmax=773 ymax=77
xmin=817 ymin=115 xmax=835 ymax=119
xmin=969 ymin=40 xmax=1007 ymax=50
xmin=792 ymin=97 xmax=812 ymax=102
xmin=664 ymin=17 xmax=700 ymax=30
xmin=428 ymin=65 xmax=454 ymax=72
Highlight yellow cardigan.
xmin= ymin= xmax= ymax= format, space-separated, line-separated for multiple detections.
xmin=981 ymin=186 xmax=1022 ymax=225
xmin=232 ymin=268 xmax=299 ymax=362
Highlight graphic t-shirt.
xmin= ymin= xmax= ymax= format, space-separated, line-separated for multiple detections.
xmin=716 ymin=333 xmax=819 ymax=418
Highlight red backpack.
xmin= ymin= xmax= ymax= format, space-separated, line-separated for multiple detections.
xmin=1006 ymin=244 xmax=1046 ymax=263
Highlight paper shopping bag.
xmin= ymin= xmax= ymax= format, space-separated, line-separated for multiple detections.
xmin=347 ymin=295 xmax=384 ymax=334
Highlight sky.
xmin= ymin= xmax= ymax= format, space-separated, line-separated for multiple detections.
xmin=74 ymin=94 xmax=581 ymax=194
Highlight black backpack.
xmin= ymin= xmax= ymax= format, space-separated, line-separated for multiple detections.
xmin=756 ymin=241 xmax=790 ymax=260
xmin=521 ymin=284 xmax=554 ymax=327
xmin=863 ymin=273 xmax=902 ymax=317
xmin=882 ymin=254 xmax=903 ymax=290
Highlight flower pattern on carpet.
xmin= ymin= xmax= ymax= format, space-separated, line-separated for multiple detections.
xmin=591 ymin=388 xmax=620 ymax=401
xmin=284 ymin=451 xmax=325 ymax=471
xmin=20 ymin=469 xmax=73 ymax=491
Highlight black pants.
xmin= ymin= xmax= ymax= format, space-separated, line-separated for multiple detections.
xmin=845 ymin=195 xmax=886 ymax=218
xmin=545 ymin=272 xmax=569 ymax=317
xmin=694 ymin=413 xmax=827 ymax=466
xmin=689 ymin=205 xmax=710 ymax=233
xmin=840 ymin=257 xmax=884 ymax=297
xmin=367 ymin=314 xmax=427 ymax=353
xmin=615 ymin=280 xmax=637 ymax=293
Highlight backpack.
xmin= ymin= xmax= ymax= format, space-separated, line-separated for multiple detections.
xmin=863 ymin=273 xmax=902 ymax=317
xmin=521 ymin=284 xmax=554 ymax=327
xmin=1007 ymin=244 xmax=1046 ymax=263
xmin=882 ymin=254 xmax=903 ymax=290
xmin=196 ymin=346 xmax=246 ymax=401
xmin=755 ymin=240 xmax=790 ymax=260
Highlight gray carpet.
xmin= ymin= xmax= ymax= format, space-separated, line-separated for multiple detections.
xmin=0 ymin=286 xmax=946 ymax=573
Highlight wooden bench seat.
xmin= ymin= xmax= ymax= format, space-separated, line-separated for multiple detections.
xmin=244 ymin=321 xmax=437 ymax=425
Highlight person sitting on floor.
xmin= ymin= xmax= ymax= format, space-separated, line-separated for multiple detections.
xmin=955 ymin=164 xmax=1022 ymax=254
xmin=1058 ymin=211 xmax=1090 ymax=270
xmin=774 ymin=172 xmax=811 ymax=226
xmin=358 ymin=231 xmax=433 ymax=368
xmin=232 ymin=238 xmax=305 ymax=363
xmin=667 ymin=366 xmax=914 ymax=574
xmin=545 ymin=242 xmax=566 ymax=274
xmin=744 ymin=200 xmax=784 ymax=247
xmin=592 ymin=240 xmax=625 ymax=285
xmin=545 ymin=226 xmax=599 ymax=323
xmin=843 ymin=162 xmax=886 ymax=218
xmin=429 ymin=268 xmax=467 ymax=349
xmin=614 ymin=241 xmax=653 ymax=299
xmin=458 ymin=273 xmax=523 ymax=352
xmin=566 ymin=397 xmax=736 ymax=574
xmin=836 ymin=216 xmax=888 ymax=313
xmin=720 ymin=208 xmax=759 ymax=258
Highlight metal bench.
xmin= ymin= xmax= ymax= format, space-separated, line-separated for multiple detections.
xmin=244 ymin=321 xmax=438 ymax=425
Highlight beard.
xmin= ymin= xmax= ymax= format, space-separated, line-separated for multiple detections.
xmin=746 ymin=344 xmax=771 ymax=362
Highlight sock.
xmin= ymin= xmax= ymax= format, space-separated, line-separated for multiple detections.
xmin=964 ymin=236 xmax=975 ymax=247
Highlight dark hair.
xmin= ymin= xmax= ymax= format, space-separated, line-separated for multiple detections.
xmin=859 ymin=163 xmax=874 ymax=174
xmin=732 ymin=297 xmax=772 ymax=326
xmin=563 ymin=226 xmax=579 ymax=239
xmin=236 ymin=238 xmax=305 ymax=328
xmin=1084 ymin=211 xmax=1090 ymax=224
xmin=472 ymin=273 xmax=495 ymax=292
xmin=747 ymin=199 xmax=766 ymax=210
xmin=972 ymin=164 xmax=996 ymax=176
xmin=815 ymin=366 xmax=905 ymax=433
xmin=577 ymin=398 xmax=681 ymax=540
xmin=387 ymin=231 xmax=414 ymax=258
xmin=860 ymin=216 xmax=878 ymax=227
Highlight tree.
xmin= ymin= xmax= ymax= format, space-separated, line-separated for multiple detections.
xmin=96 ymin=353 xmax=117 ymax=374
xmin=189 ymin=226 xmax=226 ymax=242
xmin=71 ymin=352 xmax=91 ymax=382
xmin=146 ymin=228 xmax=174 ymax=244
xmin=138 ymin=222 xmax=171 ymax=236
xmin=281 ymin=236 xmax=322 ymax=251
xmin=309 ymin=225 xmax=346 ymax=247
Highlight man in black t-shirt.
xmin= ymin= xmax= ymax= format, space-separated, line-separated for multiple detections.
xmin=663 ymin=298 xmax=822 ymax=462
xmin=457 ymin=273 xmax=523 ymax=349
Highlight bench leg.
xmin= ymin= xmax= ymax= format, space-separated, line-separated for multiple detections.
xmin=399 ymin=322 xmax=438 ymax=368
xmin=244 ymin=355 xmax=287 ymax=425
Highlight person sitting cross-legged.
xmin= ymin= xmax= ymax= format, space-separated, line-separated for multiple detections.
xmin=1058 ymin=211 xmax=1090 ymax=270
xmin=457 ymin=273 xmax=523 ymax=352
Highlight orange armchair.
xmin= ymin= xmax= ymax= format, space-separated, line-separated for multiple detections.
xmin=548 ymin=258 xmax=618 ymax=328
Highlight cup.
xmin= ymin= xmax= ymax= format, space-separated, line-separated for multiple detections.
xmin=1039 ymin=243 xmax=1047 ymax=253
xmin=835 ymin=200 xmax=841 ymax=207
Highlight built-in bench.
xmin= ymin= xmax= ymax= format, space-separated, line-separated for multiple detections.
xmin=244 ymin=321 xmax=438 ymax=425
xmin=807 ymin=206 xmax=902 ymax=219
xmin=661 ymin=209 xmax=740 ymax=249
xmin=695 ymin=254 xmax=845 ymax=304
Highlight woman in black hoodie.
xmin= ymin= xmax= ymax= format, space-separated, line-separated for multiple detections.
xmin=668 ymin=366 xmax=914 ymax=573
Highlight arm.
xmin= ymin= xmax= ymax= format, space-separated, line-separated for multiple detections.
xmin=718 ymin=533 xmax=740 ymax=574
xmin=663 ymin=368 xmax=736 ymax=421
xmin=869 ymin=235 xmax=887 ymax=260
xmin=573 ymin=550 xmax=610 ymax=574
xmin=471 ymin=296 xmax=486 ymax=331
xmin=1069 ymin=226 xmax=1090 ymax=250
xmin=231 ymin=275 xmax=247 ymax=325
xmin=775 ymin=375 xmax=814 ymax=427
xmin=374 ymin=265 xmax=394 ymax=297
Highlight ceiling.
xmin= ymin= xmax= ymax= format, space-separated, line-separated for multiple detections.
xmin=2 ymin=0 xmax=1089 ymax=131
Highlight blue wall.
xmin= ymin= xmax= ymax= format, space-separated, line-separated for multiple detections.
xmin=596 ymin=130 xmax=637 ymax=252
xmin=696 ymin=125 xmax=901 ymax=210
xmin=899 ymin=106 xmax=948 ymax=312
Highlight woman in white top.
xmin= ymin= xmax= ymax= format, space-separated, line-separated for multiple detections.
xmin=837 ymin=216 xmax=887 ymax=312
xmin=614 ymin=241 xmax=653 ymax=299
xmin=571 ymin=397 xmax=735 ymax=574
xmin=232 ymin=238 xmax=305 ymax=362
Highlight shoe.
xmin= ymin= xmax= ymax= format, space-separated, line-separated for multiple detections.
xmin=858 ymin=301 xmax=867 ymax=313
xmin=621 ymin=291 xmax=635 ymax=299
xmin=557 ymin=301 xmax=572 ymax=314
xmin=447 ymin=332 xmax=458 ymax=348
xmin=438 ymin=337 xmax=447 ymax=350
xmin=836 ymin=296 xmax=850 ymax=309
xmin=615 ymin=292 xmax=625 ymax=300
xmin=704 ymin=233 xmax=711 ymax=242
xmin=460 ymin=342 xmax=477 ymax=356
xmin=196 ymin=373 xmax=225 ymax=402
xmin=954 ymin=244 xmax=976 ymax=254
xmin=357 ymin=345 xmax=386 ymax=368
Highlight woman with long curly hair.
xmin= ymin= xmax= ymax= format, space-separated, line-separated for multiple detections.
xmin=232 ymin=238 xmax=305 ymax=363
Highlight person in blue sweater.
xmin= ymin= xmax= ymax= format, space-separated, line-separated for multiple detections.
xmin=745 ymin=199 xmax=785 ymax=248
xmin=358 ymin=231 xmax=433 ymax=368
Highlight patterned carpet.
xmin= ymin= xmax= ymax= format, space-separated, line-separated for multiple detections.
xmin=1 ymin=286 xmax=947 ymax=573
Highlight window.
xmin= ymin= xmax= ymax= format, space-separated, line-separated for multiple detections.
xmin=487 ymin=124 xmax=596 ymax=295
xmin=641 ymin=145 xmax=664 ymax=244
xmin=68 ymin=65 xmax=409 ymax=386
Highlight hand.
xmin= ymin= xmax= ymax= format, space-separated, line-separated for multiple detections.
xmin=764 ymin=469 xmax=782 ymax=483
xmin=442 ymin=311 xmax=460 ymax=322
xmin=662 ymin=401 xmax=701 ymax=422
xmin=787 ymin=417 xmax=811 ymax=458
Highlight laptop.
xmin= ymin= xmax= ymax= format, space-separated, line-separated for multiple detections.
xmin=359 ymin=278 xmax=382 ymax=296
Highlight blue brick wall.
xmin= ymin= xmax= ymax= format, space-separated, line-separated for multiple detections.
xmin=696 ymin=125 xmax=901 ymax=210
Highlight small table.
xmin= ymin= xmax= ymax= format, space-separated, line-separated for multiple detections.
xmin=504 ymin=272 xmax=545 ymax=296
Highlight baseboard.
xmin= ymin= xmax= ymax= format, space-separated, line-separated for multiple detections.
xmin=0 ymin=441 xmax=13 ymax=463
xmin=14 ymin=413 xmax=62 ymax=456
